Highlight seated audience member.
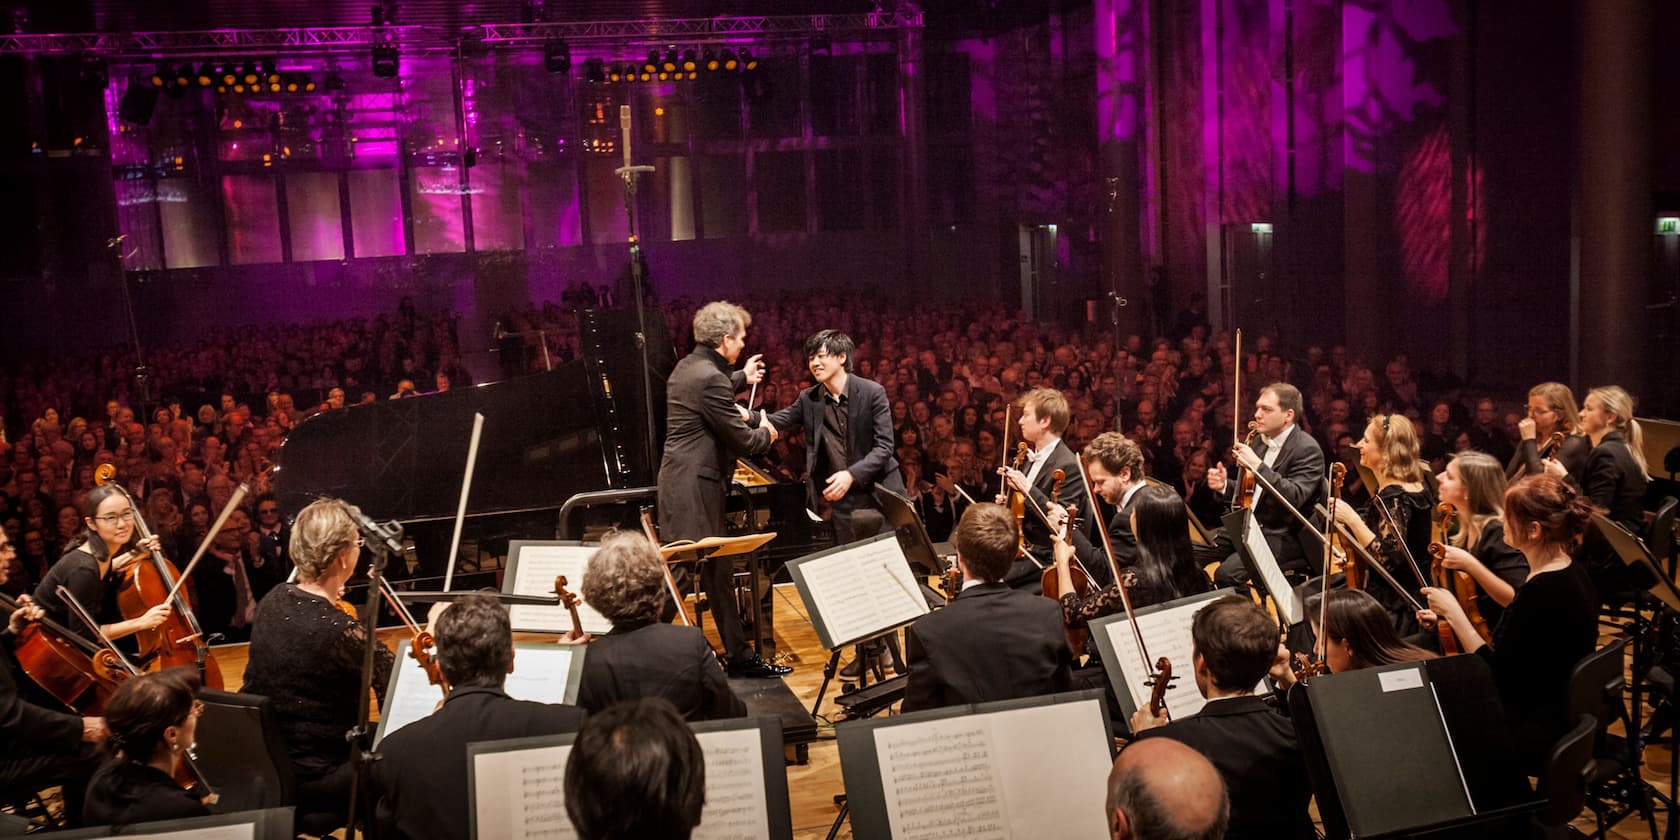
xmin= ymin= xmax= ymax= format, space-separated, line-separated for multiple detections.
xmin=1107 ymin=737 xmax=1229 ymax=840
xmin=564 ymin=697 xmax=704 ymax=840
xmin=374 ymin=592 xmax=586 ymax=840
xmin=573 ymin=532 xmax=746 ymax=721
xmin=1130 ymin=595 xmax=1314 ymax=840
xmin=902 ymin=503 xmax=1073 ymax=712
xmin=0 ymin=532 xmax=106 ymax=824
xmin=83 ymin=668 xmax=211 ymax=826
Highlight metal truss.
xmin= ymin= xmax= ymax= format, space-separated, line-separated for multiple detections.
xmin=0 ymin=11 xmax=923 ymax=56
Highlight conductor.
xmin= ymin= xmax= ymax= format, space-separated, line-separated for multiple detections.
xmin=658 ymin=301 xmax=790 ymax=678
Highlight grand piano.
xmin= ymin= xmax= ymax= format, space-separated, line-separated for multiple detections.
xmin=274 ymin=307 xmax=817 ymax=586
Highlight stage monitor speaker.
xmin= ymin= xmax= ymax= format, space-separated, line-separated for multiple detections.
xmin=1288 ymin=654 xmax=1537 ymax=838
xmin=118 ymin=83 xmax=158 ymax=125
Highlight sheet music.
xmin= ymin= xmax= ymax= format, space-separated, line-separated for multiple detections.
xmin=872 ymin=702 xmax=1110 ymax=839
xmin=121 ymin=827 xmax=254 ymax=840
xmin=1241 ymin=516 xmax=1302 ymax=624
xmin=505 ymin=646 xmax=580 ymax=705
xmin=473 ymin=743 xmax=579 ymax=840
xmin=376 ymin=639 xmax=445 ymax=747
xmin=692 ymin=728 xmax=772 ymax=840
xmin=797 ymin=537 xmax=928 ymax=647
xmin=508 ymin=544 xmax=614 ymax=634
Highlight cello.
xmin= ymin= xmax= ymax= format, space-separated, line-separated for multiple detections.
xmin=4 ymin=591 xmax=131 ymax=713
xmin=94 ymin=465 xmax=224 ymax=688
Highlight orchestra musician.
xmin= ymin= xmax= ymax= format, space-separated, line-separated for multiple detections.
xmin=1329 ymin=414 xmax=1436 ymax=632
xmin=1208 ymin=383 xmax=1325 ymax=588
xmin=996 ymin=388 xmax=1094 ymax=592
xmin=372 ymin=592 xmax=585 ymax=840
xmin=1546 ymin=385 xmax=1649 ymax=598
xmin=572 ymin=532 xmax=747 ymax=721
xmin=1054 ymin=483 xmax=1212 ymax=636
xmin=241 ymin=497 xmax=395 ymax=826
xmin=1512 ymin=382 xmax=1589 ymax=480
xmin=1274 ymin=589 xmax=1434 ymax=690
xmin=82 ymin=668 xmax=211 ymax=827
xmin=0 ymin=530 xmax=106 ymax=824
xmin=1420 ymin=475 xmax=1600 ymax=773
xmin=1106 ymin=738 xmax=1229 ymax=840
xmin=1128 ymin=595 xmax=1315 ymax=840
xmin=32 ymin=485 xmax=169 ymax=646
xmin=1433 ymin=452 xmax=1527 ymax=630
xmin=902 ymin=504 xmax=1073 ymax=712
xmin=657 ymin=301 xmax=788 ymax=679
xmin=564 ymin=697 xmax=705 ymax=840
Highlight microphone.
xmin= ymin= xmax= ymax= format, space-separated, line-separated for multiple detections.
xmin=349 ymin=508 xmax=405 ymax=556
xmin=620 ymin=104 xmax=633 ymax=171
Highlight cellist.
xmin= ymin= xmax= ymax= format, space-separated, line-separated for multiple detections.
xmin=33 ymin=485 xmax=170 ymax=647
xmin=0 ymin=529 xmax=107 ymax=824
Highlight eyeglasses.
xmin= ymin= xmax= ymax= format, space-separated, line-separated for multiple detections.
xmin=94 ymin=510 xmax=137 ymax=524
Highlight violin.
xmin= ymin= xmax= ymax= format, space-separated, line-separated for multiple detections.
xmin=1234 ymin=422 xmax=1261 ymax=509
xmin=1295 ymin=464 xmax=1348 ymax=683
xmin=1010 ymin=441 xmax=1031 ymax=553
xmin=94 ymin=465 xmax=224 ymax=689
xmin=1325 ymin=463 xmax=1364 ymax=590
xmin=1040 ymin=469 xmax=1093 ymax=653
xmin=1147 ymin=657 xmax=1173 ymax=718
xmin=1538 ymin=430 xmax=1566 ymax=460
xmin=375 ymin=581 xmax=445 ymax=696
xmin=1429 ymin=502 xmax=1490 ymax=648
xmin=554 ymin=575 xmax=585 ymax=637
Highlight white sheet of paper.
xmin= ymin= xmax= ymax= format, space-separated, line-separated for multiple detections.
xmin=504 ymin=646 xmax=579 ymax=705
xmin=799 ymin=538 xmax=928 ymax=646
xmin=473 ymin=742 xmax=578 ymax=840
xmin=1103 ymin=591 xmax=1262 ymax=720
xmin=691 ymin=728 xmax=773 ymax=840
xmin=872 ymin=702 xmax=1110 ymax=839
xmin=121 ymin=826 xmax=254 ymax=840
xmin=508 ymin=544 xmax=613 ymax=634
xmin=473 ymin=729 xmax=776 ymax=840
xmin=1242 ymin=517 xmax=1302 ymax=624
xmin=376 ymin=639 xmax=446 ymax=747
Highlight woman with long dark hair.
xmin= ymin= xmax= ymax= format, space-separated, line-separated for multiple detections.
xmin=1057 ymin=483 xmax=1212 ymax=627
xmin=33 ymin=484 xmax=169 ymax=643
xmin=1277 ymin=589 xmax=1434 ymax=690
xmin=82 ymin=668 xmax=212 ymax=826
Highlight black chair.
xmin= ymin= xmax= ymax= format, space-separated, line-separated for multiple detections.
xmin=0 ymin=787 xmax=59 ymax=833
xmin=1566 ymin=638 xmax=1658 ymax=839
xmin=1537 ymin=714 xmax=1597 ymax=830
xmin=1649 ymin=496 xmax=1678 ymax=581
xmin=196 ymin=688 xmax=343 ymax=837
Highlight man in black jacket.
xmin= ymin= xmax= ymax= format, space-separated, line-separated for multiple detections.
xmin=0 ymin=532 xmax=106 ymax=824
xmin=657 ymin=301 xmax=786 ymax=678
xmin=1207 ymin=382 xmax=1325 ymax=586
xmin=373 ymin=592 xmax=586 ymax=840
xmin=997 ymin=388 xmax=1095 ymax=592
xmin=768 ymin=329 xmax=905 ymax=543
xmin=902 ymin=503 xmax=1073 ymax=712
xmin=1128 ymin=595 xmax=1313 ymax=840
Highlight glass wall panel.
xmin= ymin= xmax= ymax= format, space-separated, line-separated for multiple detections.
xmin=755 ymin=151 xmax=807 ymax=233
xmin=222 ymin=174 xmax=283 ymax=265
xmin=698 ymin=155 xmax=746 ymax=239
xmin=286 ymin=171 xmax=344 ymax=262
xmin=348 ymin=168 xmax=403 ymax=257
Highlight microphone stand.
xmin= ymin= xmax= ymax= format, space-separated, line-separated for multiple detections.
xmin=615 ymin=104 xmax=659 ymax=481
xmin=344 ymin=515 xmax=403 ymax=840
xmin=107 ymin=234 xmax=152 ymax=419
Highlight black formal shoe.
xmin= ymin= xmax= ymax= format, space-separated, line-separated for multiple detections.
xmin=728 ymin=654 xmax=793 ymax=678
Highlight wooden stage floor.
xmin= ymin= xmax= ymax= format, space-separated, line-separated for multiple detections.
xmin=206 ymin=583 xmax=1673 ymax=839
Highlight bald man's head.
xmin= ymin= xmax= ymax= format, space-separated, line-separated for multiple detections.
xmin=1107 ymin=738 xmax=1228 ymax=840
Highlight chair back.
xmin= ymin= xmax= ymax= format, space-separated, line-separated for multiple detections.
xmin=1537 ymin=714 xmax=1597 ymax=826
xmin=1566 ymin=638 xmax=1626 ymax=732
xmin=195 ymin=687 xmax=297 ymax=812
xmin=1649 ymin=496 xmax=1677 ymax=570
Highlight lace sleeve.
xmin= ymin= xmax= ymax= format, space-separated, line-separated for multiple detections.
xmin=326 ymin=613 xmax=397 ymax=705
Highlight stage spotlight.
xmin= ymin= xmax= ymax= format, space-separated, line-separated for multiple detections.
xmin=657 ymin=70 xmax=669 ymax=81
xmin=638 ymin=68 xmax=652 ymax=82
xmin=644 ymin=50 xmax=659 ymax=74
xmin=544 ymin=39 xmax=571 ymax=74
xmin=686 ymin=70 xmax=697 ymax=80
xmin=304 ymin=76 xmax=317 ymax=92
xmin=810 ymin=33 xmax=831 ymax=56
xmin=584 ymin=58 xmax=605 ymax=84
xmin=661 ymin=49 xmax=677 ymax=73
xmin=263 ymin=59 xmax=280 ymax=85
xmin=608 ymin=63 xmax=623 ymax=83
xmin=721 ymin=50 xmax=738 ymax=71
xmin=232 ymin=82 xmax=246 ymax=94
xmin=703 ymin=48 xmax=719 ymax=71
xmin=284 ymin=74 xmax=301 ymax=93
xmin=221 ymin=64 xmax=237 ymax=85
xmin=174 ymin=63 xmax=192 ymax=88
xmin=196 ymin=62 xmax=214 ymax=87
xmin=372 ymin=43 xmax=400 ymax=79
xmin=241 ymin=62 xmax=258 ymax=85
xmin=150 ymin=66 xmax=167 ymax=87
xmin=740 ymin=48 xmax=758 ymax=71
xmin=681 ymin=49 xmax=697 ymax=72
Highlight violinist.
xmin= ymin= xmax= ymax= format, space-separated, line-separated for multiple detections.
xmin=372 ymin=592 xmax=584 ymax=840
xmin=0 ymin=530 xmax=106 ymax=823
xmin=1055 ymin=483 xmax=1212 ymax=636
xmin=1275 ymin=589 xmax=1434 ymax=691
xmin=1207 ymin=383 xmax=1325 ymax=587
xmin=1512 ymin=382 xmax=1589 ymax=480
xmin=1548 ymin=386 xmax=1650 ymax=598
xmin=1420 ymin=475 xmax=1599 ymax=773
xmin=1328 ymin=415 xmax=1435 ymax=632
xmin=1433 ymin=452 xmax=1526 ymax=630
xmin=82 ymin=668 xmax=211 ymax=826
xmin=34 ymin=485 xmax=170 ymax=646
xmin=241 ymin=497 xmax=394 ymax=825
xmin=996 ymin=388 xmax=1093 ymax=591
xmin=1127 ymin=595 xmax=1314 ymax=840
xmin=571 ymin=531 xmax=746 ymax=722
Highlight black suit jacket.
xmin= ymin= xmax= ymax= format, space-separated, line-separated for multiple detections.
xmin=1005 ymin=438 xmax=1097 ymax=584
xmin=574 ymin=623 xmax=747 ymax=721
xmin=767 ymin=374 xmax=905 ymax=511
xmin=902 ymin=583 xmax=1072 ymax=713
xmin=1134 ymin=695 xmax=1315 ymax=840
xmin=1227 ymin=426 xmax=1325 ymax=569
xmin=372 ymin=686 xmax=586 ymax=840
xmin=1579 ymin=431 xmax=1648 ymax=531
xmin=658 ymin=345 xmax=774 ymax=541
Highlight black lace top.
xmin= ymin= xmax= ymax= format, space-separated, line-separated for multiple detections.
xmin=241 ymin=584 xmax=393 ymax=781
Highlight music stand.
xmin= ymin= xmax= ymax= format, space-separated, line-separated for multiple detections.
xmin=661 ymin=532 xmax=777 ymax=651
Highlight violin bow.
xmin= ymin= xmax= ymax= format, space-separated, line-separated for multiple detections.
xmin=442 ymin=412 xmax=486 ymax=592
xmin=1072 ymin=456 xmax=1165 ymax=709
xmin=1371 ymin=495 xmax=1430 ymax=590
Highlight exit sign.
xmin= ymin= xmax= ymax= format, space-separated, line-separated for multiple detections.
xmin=1251 ymin=223 xmax=1273 ymax=234
xmin=1659 ymin=216 xmax=1680 ymax=235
